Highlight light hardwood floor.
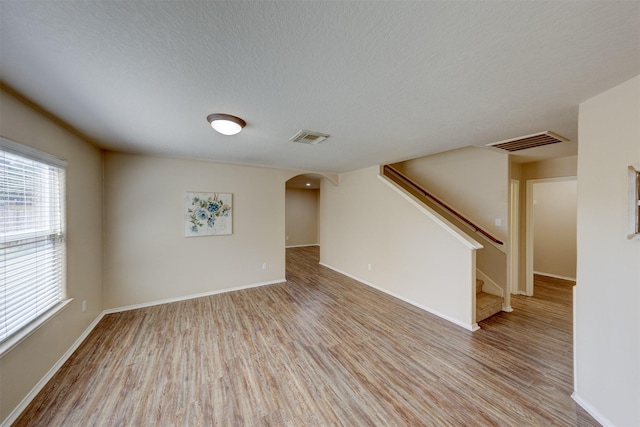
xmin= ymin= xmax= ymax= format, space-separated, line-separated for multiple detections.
xmin=14 ymin=246 xmax=598 ymax=426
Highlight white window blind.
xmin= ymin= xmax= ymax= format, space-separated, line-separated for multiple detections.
xmin=0 ymin=138 xmax=66 ymax=344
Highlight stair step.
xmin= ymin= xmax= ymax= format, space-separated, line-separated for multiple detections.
xmin=476 ymin=279 xmax=484 ymax=294
xmin=476 ymin=292 xmax=503 ymax=322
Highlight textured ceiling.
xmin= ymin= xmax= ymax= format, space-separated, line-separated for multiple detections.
xmin=1 ymin=1 xmax=638 ymax=173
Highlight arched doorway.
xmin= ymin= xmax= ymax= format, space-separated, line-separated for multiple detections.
xmin=285 ymin=174 xmax=322 ymax=248
xmin=283 ymin=172 xmax=338 ymax=273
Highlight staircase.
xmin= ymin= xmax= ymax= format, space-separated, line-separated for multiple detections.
xmin=476 ymin=279 xmax=503 ymax=322
xmin=380 ymin=164 xmax=509 ymax=326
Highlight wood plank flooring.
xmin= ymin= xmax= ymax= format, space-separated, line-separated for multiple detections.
xmin=13 ymin=246 xmax=599 ymax=426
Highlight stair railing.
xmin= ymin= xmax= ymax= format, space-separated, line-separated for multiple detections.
xmin=383 ymin=164 xmax=504 ymax=246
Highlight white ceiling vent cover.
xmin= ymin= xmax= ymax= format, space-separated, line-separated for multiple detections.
xmin=290 ymin=130 xmax=330 ymax=145
xmin=486 ymin=131 xmax=569 ymax=152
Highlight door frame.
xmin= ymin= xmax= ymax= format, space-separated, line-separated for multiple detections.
xmin=525 ymin=176 xmax=577 ymax=296
xmin=508 ymin=179 xmax=519 ymax=295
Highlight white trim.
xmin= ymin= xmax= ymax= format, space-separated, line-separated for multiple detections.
xmin=533 ymin=271 xmax=576 ymax=282
xmin=573 ymin=285 xmax=578 ymax=403
xmin=0 ymin=310 xmax=106 ymax=427
xmin=285 ymin=244 xmax=319 ymax=249
xmin=525 ymin=176 xmax=577 ymax=296
xmin=377 ymin=173 xmax=483 ymax=251
xmin=508 ymin=179 xmax=519 ymax=295
xmin=319 ymin=262 xmax=479 ymax=332
xmin=571 ymin=392 xmax=614 ymax=427
xmin=525 ymin=180 xmax=534 ymax=296
xmin=627 ymin=164 xmax=640 ymax=240
xmin=0 ymin=299 xmax=73 ymax=357
xmin=103 ymin=279 xmax=286 ymax=314
xmin=0 ymin=135 xmax=67 ymax=168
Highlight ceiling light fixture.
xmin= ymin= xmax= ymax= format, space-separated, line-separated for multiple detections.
xmin=206 ymin=114 xmax=246 ymax=136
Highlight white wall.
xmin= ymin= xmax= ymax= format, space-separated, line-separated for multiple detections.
xmin=533 ymin=180 xmax=577 ymax=279
xmin=103 ymin=152 xmax=289 ymax=309
xmin=319 ymin=166 xmax=478 ymax=330
xmin=285 ymin=188 xmax=318 ymax=247
xmin=575 ymin=75 xmax=640 ymax=426
xmin=0 ymin=88 xmax=103 ymax=423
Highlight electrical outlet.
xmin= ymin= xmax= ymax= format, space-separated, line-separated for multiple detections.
xmin=285 ymin=235 xmax=289 ymax=240
xmin=82 ymin=300 xmax=86 ymax=312
xmin=495 ymin=218 xmax=502 ymax=226
xmin=367 ymin=263 xmax=372 ymax=271
xmin=262 ymin=262 xmax=267 ymax=270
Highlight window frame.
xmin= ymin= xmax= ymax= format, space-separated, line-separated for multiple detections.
xmin=0 ymin=136 xmax=70 ymax=356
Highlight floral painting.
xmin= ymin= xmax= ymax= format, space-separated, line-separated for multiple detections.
xmin=185 ymin=192 xmax=232 ymax=236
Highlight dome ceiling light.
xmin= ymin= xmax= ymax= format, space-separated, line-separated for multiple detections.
xmin=207 ymin=114 xmax=246 ymax=136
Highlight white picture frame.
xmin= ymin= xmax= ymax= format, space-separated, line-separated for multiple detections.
xmin=185 ymin=192 xmax=233 ymax=237
xmin=628 ymin=164 xmax=640 ymax=240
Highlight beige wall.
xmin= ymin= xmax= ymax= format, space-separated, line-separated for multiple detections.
xmin=103 ymin=152 xmax=289 ymax=309
xmin=575 ymin=75 xmax=640 ymax=426
xmin=0 ymin=89 xmax=103 ymax=422
xmin=394 ymin=147 xmax=508 ymax=300
xmin=395 ymin=146 xmax=509 ymax=242
xmin=522 ymin=156 xmax=578 ymax=179
xmin=511 ymin=156 xmax=577 ymax=292
xmin=319 ymin=166 xmax=478 ymax=329
xmin=285 ymin=188 xmax=318 ymax=247
xmin=533 ymin=180 xmax=577 ymax=279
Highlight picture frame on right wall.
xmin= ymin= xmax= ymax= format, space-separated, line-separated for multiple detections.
xmin=629 ymin=164 xmax=640 ymax=240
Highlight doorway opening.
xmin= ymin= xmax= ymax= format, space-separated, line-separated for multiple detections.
xmin=525 ymin=177 xmax=577 ymax=295
xmin=285 ymin=174 xmax=322 ymax=273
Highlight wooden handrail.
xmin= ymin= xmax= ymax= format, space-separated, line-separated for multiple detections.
xmin=383 ymin=164 xmax=504 ymax=245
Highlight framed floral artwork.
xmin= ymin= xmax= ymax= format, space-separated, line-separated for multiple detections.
xmin=185 ymin=192 xmax=232 ymax=237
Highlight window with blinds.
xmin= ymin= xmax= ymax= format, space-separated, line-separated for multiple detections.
xmin=1 ymin=138 xmax=66 ymax=345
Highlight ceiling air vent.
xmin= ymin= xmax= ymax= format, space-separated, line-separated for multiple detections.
xmin=290 ymin=130 xmax=330 ymax=145
xmin=486 ymin=131 xmax=569 ymax=152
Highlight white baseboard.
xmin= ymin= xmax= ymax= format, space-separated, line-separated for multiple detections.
xmin=533 ymin=271 xmax=576 ymax=282
xmin=2 ymin=278 xmax=287 ymax=427
xmin=1 ymin=311 xmax=106 ymax=427
xmin=319 ymin=262 xmax=478 ymax=332
xmin=104 ymin=279 xmax=286 ymax=314
xmin=571 ymin=392 xmax=614 ymax=427
xmin=285 ymin=244 xmax=319 ymax=249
